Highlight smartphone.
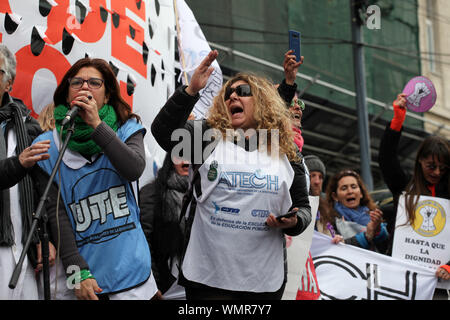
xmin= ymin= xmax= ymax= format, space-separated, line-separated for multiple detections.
xmin=289 ymin=30 xmax=301 ymax=62
xmin=276 ymin=209 xmax=297 ymax=222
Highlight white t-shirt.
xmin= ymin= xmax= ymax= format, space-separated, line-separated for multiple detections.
xmin=182 ymin=140 xmax=294 ymax=292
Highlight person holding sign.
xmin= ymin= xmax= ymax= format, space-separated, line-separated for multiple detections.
xmin=378 ymin=93 xmax=450 ymax=281
xmin=317 ymin=169 xmax=388 ymax=252
xmin=151 ymin=50 xmax=311 ymax=300
xmin=32 ymin=58 xmax=155 ymax=300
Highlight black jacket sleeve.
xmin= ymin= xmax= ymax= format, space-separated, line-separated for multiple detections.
xmin=139 ymin=182 xmax=163 ymax=283
xmin=1 ymin=111 xmax=42 ymax=190
xmin=139 ymin=183 xmax=158 ymax=246
xmin=378 ymin=122 xmax=410 ymax=197
xmin=277 ymin=79 xmax=297 ymax=106
xmin=284 ymin=156 xmax=311 ymax=236
xmin=0 ymin=156 xmax=28 ymax=189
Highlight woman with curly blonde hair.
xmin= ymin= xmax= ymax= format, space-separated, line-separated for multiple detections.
xmin=151 ymin=50 xmax=311 ymax=300
xmin=207 ymin=72 xmax=298 ymax=162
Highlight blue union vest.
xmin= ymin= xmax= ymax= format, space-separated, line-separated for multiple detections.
xmin=34 ymin=119 xmax=151 ymax=294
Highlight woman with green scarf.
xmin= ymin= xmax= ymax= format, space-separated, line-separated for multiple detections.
xmin=33 ymin=58 xmax=155 ymax=300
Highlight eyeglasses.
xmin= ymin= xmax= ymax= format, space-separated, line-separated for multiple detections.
xmin=69 ymin=77 xmax=104 ymax=89
xmin=224 ymin=84 xmax=252 ymax=101
xmin=423 ymin=162 xmax=448 ymax=173
xmin=290 ymin=98 xmax=305 ymax=110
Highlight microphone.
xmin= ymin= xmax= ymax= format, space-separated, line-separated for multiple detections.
xmin=61 ymin=106 xmax=80 ymax=126
xmin=61 ymin=95 xmax=92 ymax=126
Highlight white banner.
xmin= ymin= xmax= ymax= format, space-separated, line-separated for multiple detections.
xmin=282 ymin=196 xmax=319 ymax=300
xmin=392 ymin=195 xmax=450 ymax=290
xmin=311 ymin=231 xmax=437 ymax=300
xmin=0 ymin=0 xmax=175 ymax=186
xmin=175 ymin=0 xmax=222 ymax=120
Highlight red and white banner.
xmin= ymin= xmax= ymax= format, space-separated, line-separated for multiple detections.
xmin=311 ymin=231 xmax=437 ymax=300
xmin=0 ymin=0 xmax=175 ymax=185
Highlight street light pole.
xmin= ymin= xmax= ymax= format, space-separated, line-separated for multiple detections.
xmin=350 ymin=0 xmax=374 ymax=191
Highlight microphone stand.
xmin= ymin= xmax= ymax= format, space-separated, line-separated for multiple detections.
xmin=9 ymin=120 xmax=76 ymax=300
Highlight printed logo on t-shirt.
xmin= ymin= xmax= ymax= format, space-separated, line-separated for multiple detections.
xmin=218 ymin=169 xmax=279 ymax=191
xmin=66 ymin=168 xmax=135 ymax=247
xmin=212 ymin=201 xmax=240 ymax=215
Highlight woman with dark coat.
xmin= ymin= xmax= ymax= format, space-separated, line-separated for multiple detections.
xmin=139 ymin=154 xmax=190 ymax=299
xmin=378 ymin=93 xmax=450 ymax=282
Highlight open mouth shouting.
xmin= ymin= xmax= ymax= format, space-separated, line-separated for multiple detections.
xmin=225 ymin=80 xmax=257 ymax=130
xmin=230 ymin=105 xmax=244 ymax=116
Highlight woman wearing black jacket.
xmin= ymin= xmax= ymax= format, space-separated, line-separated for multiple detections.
xmin=378 ymin=93 xmax=450 ymax=282
xmin=151 ymin=51 xmax=311 ymax=300
xmin=139 ymin=153 xmax=190 ymax=299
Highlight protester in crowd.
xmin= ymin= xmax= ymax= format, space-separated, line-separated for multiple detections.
xmin=317 ymin=169 xmax=389 ymax=252
xmin=32 ymin=57 xmax=156 ymax=300
xmin=277 ymin=52 xmax=322 ymax=301
xmin=140 ymin=153 xmax=190 ymax=300
xmin=304 ymin=155 xmax=326 ymax=197
xmin=289 ymin=93 xmax=305 ymax=151
xmin=304 ymin=154 xmax=329 ymax=233
xmin=277 ymin=49 xmax=303 ymax=109
xmin=277 ymin=50 xmax=304 ymax=149
xmin=378 ymin=93 xmax=450 ymax=281
xmin=0 ymin=44 xmax=53 ymax=299
xmin=151 ymin=50 xmax=311 ymax=300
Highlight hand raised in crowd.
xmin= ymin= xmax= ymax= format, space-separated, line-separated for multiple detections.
xmin=18 ymin=140 xmax=50 ymax=168
xmin=75 ymin=278 xmax=103 ymax=300
xmin=393 ymin=93 xmax=407 ymax=109
xmin=365 ymin=208 xmax=383 ymax=241
xmin=266 ymin=208 xmax=298 ymax=229
xmin=185 ymin=50 xmax=219 ymax=96
xmin=283 ymin=49 xmax=304 ymax=85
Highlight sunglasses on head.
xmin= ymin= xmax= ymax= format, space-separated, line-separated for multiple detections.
xmin=224 ymin=84 xmax=252 ymax=101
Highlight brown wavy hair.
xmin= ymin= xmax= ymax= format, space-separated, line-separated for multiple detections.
xmin=404 ymin=135 xmax=450 ymax=225
xmin=320 ymin=169 xmax=377 ymax=226
xmin=53 ymin=57 xmax=140 ymax=125
xmin=206 ymin=73 xmax=298 ymax=161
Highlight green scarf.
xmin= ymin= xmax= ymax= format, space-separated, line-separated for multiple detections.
xmin=54 ymin=104 xmax=119 ymax=157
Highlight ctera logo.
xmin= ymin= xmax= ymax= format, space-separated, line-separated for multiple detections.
xmin=251 ymin=209 xmax=270 ymax=218
xmin=213 ymin=201 xmax=240 ymax=215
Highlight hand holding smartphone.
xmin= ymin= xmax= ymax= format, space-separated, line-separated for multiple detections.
xmin=276 ymin=209 xmax=297 ymax=222
xmin=289 ymin=30 xmax=301 ymax=62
